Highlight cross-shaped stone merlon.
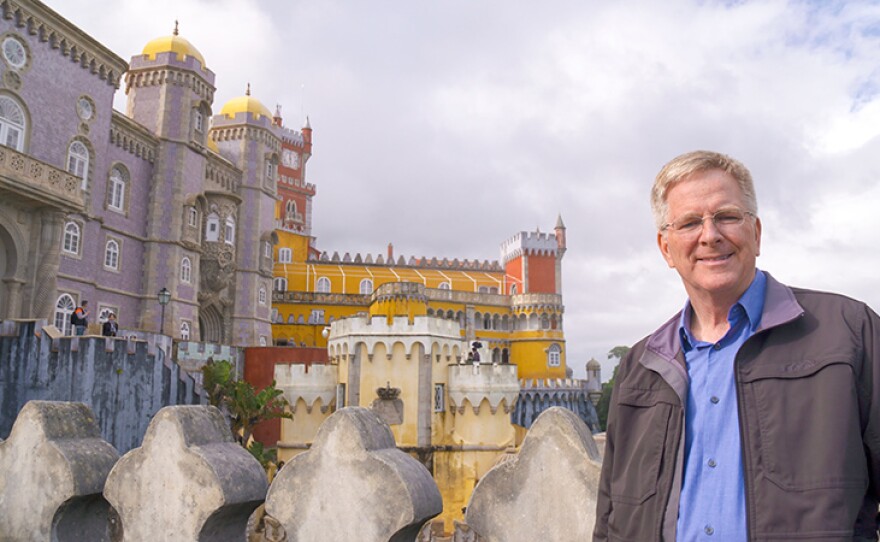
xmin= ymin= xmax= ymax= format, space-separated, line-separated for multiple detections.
xmin=0 ymin=400 xmax=120 ymax=541
xmin=103 ymin=405 xmax=268 ymax=541
xmin=265 ymin=406 xmax=442 ymax=541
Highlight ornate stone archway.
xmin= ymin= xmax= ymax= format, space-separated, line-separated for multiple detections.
xmin=199 ymin=303 xmax=225 ymax=344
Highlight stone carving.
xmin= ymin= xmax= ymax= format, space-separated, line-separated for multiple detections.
xmin=264 ymin=407 xmax=442 ymax=541
xmin=371 ymin=383 xmax=404 ymax=425
xmin=104 ymin=405 xmax=268 ymax=541
xmin=465 ymin=407 xmax=602 ymax=542
xmin=0 ymin=401 xmax=120 ymax=541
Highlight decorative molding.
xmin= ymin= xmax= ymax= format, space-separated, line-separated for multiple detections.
xmin=124 ymin=65 xmax=214 ymax=103
xmin=0 ymin=0 xmax=127 ymax=87
xmin=110 ymin=111 xmax=157 ymax=163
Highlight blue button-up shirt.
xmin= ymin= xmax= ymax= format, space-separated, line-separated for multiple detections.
xmin=676 ymin=270 xmax=767 ymax=541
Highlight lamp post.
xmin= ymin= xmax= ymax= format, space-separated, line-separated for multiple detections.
xmin=157 ymin=287 xmax=171 ymax=335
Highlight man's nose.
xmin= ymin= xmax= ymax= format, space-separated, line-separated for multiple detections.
xmin=698 ymin=216 xmax=723 ymax=243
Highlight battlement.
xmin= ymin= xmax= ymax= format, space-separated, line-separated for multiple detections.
xmin=310 ymin=251 xmax=502 ymax=271
xmin=500 ymin=231 xmax=559 ymax=264
xmin=281 ymin=127 xmax=306 ymax=146
xmin=447 ymin=363 xmax=520 ymax=415
xmin=274 ymin=363 xmax=337 ymax=413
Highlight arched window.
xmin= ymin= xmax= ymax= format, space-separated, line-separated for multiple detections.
xmin=541 ymin=314 xmax=550 ymax=330
xmin=224 ymin=216 xmax=235 ymax=245
xmin=187 ymin=207 xmax=198 ymax=227
xmin=285 ymin=200 xmax=297 ymax=220
xmin=278 ymin=248 xmax=292 ymax=263
xmin=316 ymin=277 xmax=331 ymax=293
xmin=67 ymin=140 xmax=89 ymax=189
xmin=359 ymin=278 xmax=373 ymax=295
xmin=266 ymin=159 xmax=276 ymax=181
xmin=104 ymin=239 xmax=119 ymax=270
xmin=547 ymin=344 xmax=561 ymax=367
xmin=259 ymin=286 xmax=267 ymax=305
xmin=54 ymin=294 xmax=75 ymax=335
xmin=438 ymin=282 xmax=451 ymax=290
xmin=180 ymin=321 xmax=191 ymax=340
xmin=205 ymin=212 xmax=219 ymax=242
xmin=274 ymin=277 xmax=287 ymax=292
xmin=62 ymin=221 xmax=80 ymax=255
xmin=107 ymin=166 xmax=127 ymax=211
xmin=180 ymin=257 xmax=192 ymax=283
xmin=0 ymin=94 xmax=26 ymax=151
xmin=193 ymin=110 xmax=203 ymax=133
xmin=509 ymin=283 xmax=517 ymax=295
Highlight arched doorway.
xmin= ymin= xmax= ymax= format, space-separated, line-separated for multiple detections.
xmin=199 ymin=304 xmax=225 ymax=343
xmin=0 ymin=222 xmax=20 ymax=320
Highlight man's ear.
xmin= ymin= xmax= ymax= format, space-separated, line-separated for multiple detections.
xmin=754 ymin=216 xmax=762 ymax=257
xmin=658 ymin=231 xmax=675 ymax=268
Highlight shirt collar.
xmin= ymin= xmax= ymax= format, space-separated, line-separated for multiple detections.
xmin=678 ymin=269 xmax=767 ymax=350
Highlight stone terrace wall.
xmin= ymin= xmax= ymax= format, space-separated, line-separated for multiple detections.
xmin=0 ymin=402 xmax=602 ymax=541
xmin=0 ymin=320 xmax=205 ymax=453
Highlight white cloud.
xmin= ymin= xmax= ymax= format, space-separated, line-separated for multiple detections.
xmin=54 ymin=0 xmax=880 ymax=381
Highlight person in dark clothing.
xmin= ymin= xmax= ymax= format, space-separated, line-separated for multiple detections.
xmin=102 ymin=313 xmax=118 ymax=337
xmin=71 ymin=300 xmax=89 ymax=336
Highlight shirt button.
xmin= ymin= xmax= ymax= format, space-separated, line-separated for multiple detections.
xmin=710 ymin=396 xmax=720 ymax=404
xmin=705 ymin=525 xmax=714 ymax=535
xmin=708 ymin=459 xmax=717 ymax=468
xmin=713 ymin=343 xmax=721 ymax=350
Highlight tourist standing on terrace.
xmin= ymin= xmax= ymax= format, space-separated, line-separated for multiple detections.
xmin=594 ymin=151 xmax=879 ymax=540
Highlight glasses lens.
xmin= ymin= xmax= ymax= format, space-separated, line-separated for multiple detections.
xmin=713 ymin=209 xmax=745 ymax=227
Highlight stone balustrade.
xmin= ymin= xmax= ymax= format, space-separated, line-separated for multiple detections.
xmin=0 ymin=402 xmax=602 ymax=541
xmin=0 ymin=146 xmax=85 ymax=211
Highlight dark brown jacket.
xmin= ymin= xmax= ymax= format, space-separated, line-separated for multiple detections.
xmin=594 ymin=274 xmax=880 ymax=541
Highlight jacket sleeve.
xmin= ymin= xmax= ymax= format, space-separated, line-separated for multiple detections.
xmin=594 ymin=355 xmax=628 ymax=541
xmin=859 ymin=304 xmax=880 ymax=536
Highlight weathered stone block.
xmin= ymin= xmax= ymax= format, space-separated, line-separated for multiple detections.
xmin=265 ymin=406 xmax=442 ymax=541
xmin=104 ymin=405 xmax=268 ymax=541
xmin=465 ymin=407 xmax=602 ymax=541
xmin=0 ymin=400 xmax=120 ymax=542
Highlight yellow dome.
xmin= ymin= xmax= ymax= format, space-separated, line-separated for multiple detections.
xmin=142 ymin=23 xmax=206 ymax=67
xmin=220 ymin=89 xmax=273 ymax=121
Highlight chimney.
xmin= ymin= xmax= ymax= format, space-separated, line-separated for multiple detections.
xmin=387 ymin=243 xmax=394 ymax=262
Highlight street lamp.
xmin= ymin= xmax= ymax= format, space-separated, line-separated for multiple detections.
xmin=157 ymin=287 xmax=171 ymax=335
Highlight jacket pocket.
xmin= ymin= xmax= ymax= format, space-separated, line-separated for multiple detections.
xmin=743 ymin=357 xmax=867 ymax=492
xmin=609 ymin=387 xmax=674 ymax=505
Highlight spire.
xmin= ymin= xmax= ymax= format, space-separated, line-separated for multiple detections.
xmin=303 ymin=115 xmax=311 ymax=129
xmin=245 ymin=83 xmax=251 ymax=96
xmin=173 ymin=20 xmax=179 ymax=36
xmin=555 ymin=213 xmax=566 ymax=229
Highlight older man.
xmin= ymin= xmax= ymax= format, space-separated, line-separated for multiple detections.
xmin=594 ymin=151 xmax=880 ymax=541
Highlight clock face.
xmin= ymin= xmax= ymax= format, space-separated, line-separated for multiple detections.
xmin=283 ymin=149 xmax=300 ymax=169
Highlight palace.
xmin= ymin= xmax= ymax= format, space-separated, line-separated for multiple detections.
xmin=0 ymin=0 xmax=600 ymax=531
xmin=0 ymin=0 xmax=292 ymax=346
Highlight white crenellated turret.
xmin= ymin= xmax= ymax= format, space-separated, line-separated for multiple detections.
xmin=447 ymin=364 xmax=520 ymax=415
xmin=275 ymin=364 xmax=337 ymax=414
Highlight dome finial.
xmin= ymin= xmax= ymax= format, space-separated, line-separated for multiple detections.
xmin=173 ymin=20 xmax=179 ymax=36
xmin=246 ymin=82 xmax=251 ymax=96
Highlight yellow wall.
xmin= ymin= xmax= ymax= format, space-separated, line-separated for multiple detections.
xmin=277 ymin=397 xmax=332 ymax=464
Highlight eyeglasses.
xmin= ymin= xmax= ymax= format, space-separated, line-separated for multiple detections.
xmin=661 ymin=208 xmax=755 ymax=236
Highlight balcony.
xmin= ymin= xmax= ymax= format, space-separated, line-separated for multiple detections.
xmin=0 ymin=146 xmax=85 ymax=211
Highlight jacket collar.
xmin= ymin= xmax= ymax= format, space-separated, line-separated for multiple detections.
xmin=639 ymin=271 xmax=804 ymax=400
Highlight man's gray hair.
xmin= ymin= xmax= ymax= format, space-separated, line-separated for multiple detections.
xmin=651 ymin=150 xmax=758 ymax=230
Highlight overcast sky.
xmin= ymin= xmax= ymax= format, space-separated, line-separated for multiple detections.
xmin=57 ymin=0 xmax=880 ymax=380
